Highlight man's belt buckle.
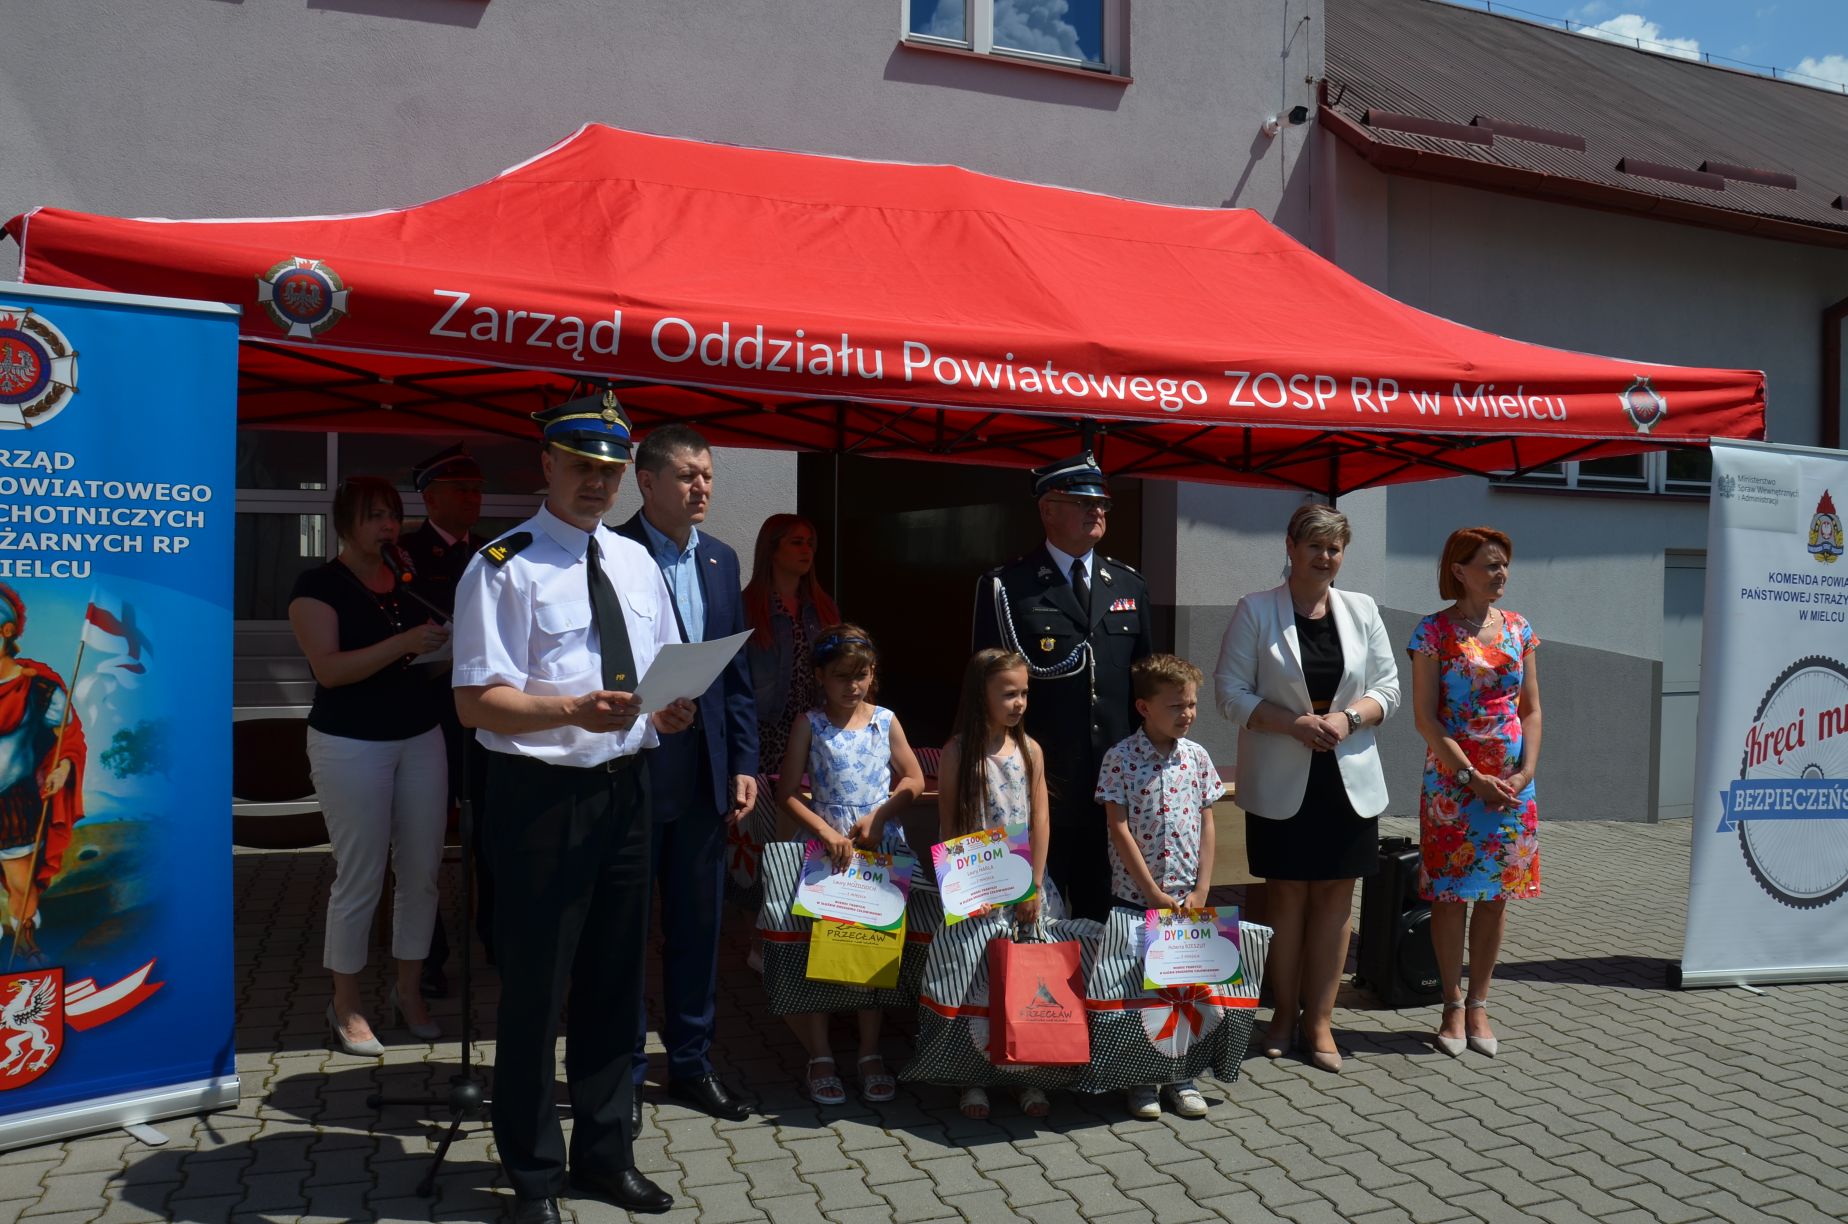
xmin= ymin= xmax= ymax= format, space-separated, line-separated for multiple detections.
xmin=604 ymin=755 xmax=636 ymax=774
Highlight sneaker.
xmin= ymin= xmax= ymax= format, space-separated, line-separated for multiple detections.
xmin=1162 ymin=1080 xmax=1209 ymax=1118
xmin=1125 ymin=1084 xmax=1160 ymax=1119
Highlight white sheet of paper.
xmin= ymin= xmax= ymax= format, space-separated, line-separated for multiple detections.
xmin=633 ymin=629 xmax=753 ymax=713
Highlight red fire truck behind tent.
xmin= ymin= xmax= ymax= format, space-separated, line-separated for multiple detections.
xmin=4 ymin=124 xmax=1762 ymax=495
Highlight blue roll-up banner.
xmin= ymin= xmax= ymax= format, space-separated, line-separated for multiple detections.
xmin=0 ymin=282 xmax=239 ymax=1148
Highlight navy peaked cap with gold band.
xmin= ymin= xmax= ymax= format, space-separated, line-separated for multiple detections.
xmin=533 ymin=389 xmax=634 ymax=463
xmin=1031 ymin=450 xmax=1110 ymax=500
xmin=411 ymin=443 xmax=484 ymax=492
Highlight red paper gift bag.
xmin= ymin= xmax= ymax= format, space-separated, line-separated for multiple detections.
xmin=987 ymin=933 xmax=1090 ymax=1066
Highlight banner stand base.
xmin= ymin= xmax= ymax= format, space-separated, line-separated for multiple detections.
xmin=1671 ymin=963 xmax=1848 ymax=990
xmin=0 ymin=1075 xmax=239 ymax=1153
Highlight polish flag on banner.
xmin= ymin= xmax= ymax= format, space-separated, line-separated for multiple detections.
xmin=81 ymin=600 xmax=152 ymax=685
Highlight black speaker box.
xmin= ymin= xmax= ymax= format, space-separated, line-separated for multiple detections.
xmin=1354 ymin=836 xmax=1442 ymax=1007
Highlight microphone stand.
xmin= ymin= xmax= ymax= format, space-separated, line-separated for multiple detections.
xmin=365 ymin=543 xmax=489 ymax=1197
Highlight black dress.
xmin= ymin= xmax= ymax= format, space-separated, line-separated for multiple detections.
xmin=1245 ymin=611 xmax=1380 ymax=881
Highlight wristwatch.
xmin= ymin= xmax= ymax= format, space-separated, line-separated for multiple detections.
xmin=1455 ymin=767 xmax=1475 ymax=787
xmin=1343 ymin=707 xmax=1362 ymax=732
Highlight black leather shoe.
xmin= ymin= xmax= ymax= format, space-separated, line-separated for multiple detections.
xmin=669 ymin=1074 xmax=751 ymax=1121
xmin=508 ymin=1196 xmax=560 ymax=1223
xmin=570 ymin=1168 xmax=673 ymax=1214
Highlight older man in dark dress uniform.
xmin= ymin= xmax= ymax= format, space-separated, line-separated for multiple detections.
xmin=971 ymin=452 xmax=1153 ymax=920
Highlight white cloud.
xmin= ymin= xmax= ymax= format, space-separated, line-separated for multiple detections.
xmin=993 ymin=0 xmax=1087 ymax=61
xmin=1576 ymin=14 xmax=1703 ymax=61
xmin=920 ymin=1 xmax=966 ymax=42
xmin=1793 ymin=53 xmax=1848 ymax=88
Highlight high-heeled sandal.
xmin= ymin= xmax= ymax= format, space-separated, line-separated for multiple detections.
xmin=1465 ymin=997 xmax=1498 ymax=1057
xmin=1434 ymin=997 xmax=1467 ymax=1058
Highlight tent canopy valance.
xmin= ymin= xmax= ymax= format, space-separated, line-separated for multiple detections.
xmin=4 ymin=124 xmax=1763 ymax=496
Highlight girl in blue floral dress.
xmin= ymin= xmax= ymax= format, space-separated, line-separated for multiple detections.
xmin=1408 ymin=527 xmax=1544 ymax=1060
xmin=774 ymin=624 xmax=926 ymax=1105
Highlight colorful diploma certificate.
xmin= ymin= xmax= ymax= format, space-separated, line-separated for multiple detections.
xmin=931 ymin=824 xmax=1037 ymax=925
xmin=1141 ymin=907 xmax=1243 ymax=990
xmin=793 ymin=843 xmax=912 ymax=931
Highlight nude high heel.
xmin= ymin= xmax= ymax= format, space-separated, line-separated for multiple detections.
xmin=1434 ymin=997 xmax=1467 ymax=1058
xmin=1465 ymin=997 xmax=1498 ymax=1057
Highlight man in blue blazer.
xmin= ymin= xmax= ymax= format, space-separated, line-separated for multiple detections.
xmin=617 ymin=425 xmax=759 ymax=1131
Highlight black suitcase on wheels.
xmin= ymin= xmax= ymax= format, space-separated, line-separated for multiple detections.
xmin=1353 ymin=837 xmax=1441 ymax=1007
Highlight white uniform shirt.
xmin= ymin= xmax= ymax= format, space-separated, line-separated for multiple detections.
xmin=452 ymin=503 xmax=679 ymax=767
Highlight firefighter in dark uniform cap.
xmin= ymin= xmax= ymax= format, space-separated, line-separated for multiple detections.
xmin=971 ymin=452 xmax=1153 ymax=921
xmin=451 ymin=392 xmax=693 ymax=1222
xmin=399 ymin=444 xmax=487 ymax=992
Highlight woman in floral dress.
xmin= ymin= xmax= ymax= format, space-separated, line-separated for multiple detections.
xmin=1407 ymin=527 xmax=1544 ymax=1059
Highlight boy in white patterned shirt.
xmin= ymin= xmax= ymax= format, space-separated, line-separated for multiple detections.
xmin=1094 ymin=654 xmax=1225 ymax=1119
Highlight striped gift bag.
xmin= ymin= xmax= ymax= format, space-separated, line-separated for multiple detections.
xmin=725 ymin=774 xmax=780 ymax=894
xmin=758 ymin=840 xmax=941 ymax=1015
xmin=1074 ymin=909 xmax=1273 ymax=1093
xmin=899 ymin=911 xmax=1104 ymax=1091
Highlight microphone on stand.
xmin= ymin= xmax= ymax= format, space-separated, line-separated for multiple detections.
xmin=381 ymin=542 xmax=452 ymax=625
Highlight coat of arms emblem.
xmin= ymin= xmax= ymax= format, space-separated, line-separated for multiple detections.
xmin=0 ymin=967 xmax=63 ymax=1089
xmin=256 ymin=257 xmax=350 ymax=339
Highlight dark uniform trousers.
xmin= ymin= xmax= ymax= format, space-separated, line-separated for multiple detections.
xmin=485 ymin=748 xmax=651 ymax=1199
xmin=973 ymin=545 xmax=1154 ymax=921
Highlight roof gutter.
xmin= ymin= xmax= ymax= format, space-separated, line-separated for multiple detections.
xmin=1317 ymin=105 xmax=1848 ymax=252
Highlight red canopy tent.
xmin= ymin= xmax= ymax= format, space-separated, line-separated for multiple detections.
xmin=4 ymin=124 xmax=1762 ymax=495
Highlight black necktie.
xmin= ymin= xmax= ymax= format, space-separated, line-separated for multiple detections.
xmin=585 ymin=535 xmax=637 ymax=691
xmin=1070 ymin=558 xmax=1090 ymax=619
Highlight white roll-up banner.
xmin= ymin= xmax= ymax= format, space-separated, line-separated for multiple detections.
xmin=1679 ymin=439 xmax=1848 ymax=988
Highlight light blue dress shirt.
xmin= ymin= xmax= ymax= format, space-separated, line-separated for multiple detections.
xmin=638 ymin=514 xmax=705 ymax=644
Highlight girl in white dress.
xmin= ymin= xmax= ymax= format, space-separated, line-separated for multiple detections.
xmin=776 ymin=624 xmax=926 ymax=1105
xmin=935 ymin=647 xmax=1063 ymax=1120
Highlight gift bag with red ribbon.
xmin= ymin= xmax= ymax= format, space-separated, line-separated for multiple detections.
xmin=1075 ymin=907 xmax=1273 ymax=1093
xmin=988 ymin=924 xmax=1090 ymax=1065
xmin=900 ymin=909 xmax=1102 ymax=1090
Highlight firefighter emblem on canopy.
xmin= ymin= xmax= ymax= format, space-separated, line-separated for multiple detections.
xmin=1619 ymin=376 xmax=1667 ymax=434
xmin=0 ymin=305 xmax=79 ymax=430
xmin=256 ymin=258 xmax=349 ymax=339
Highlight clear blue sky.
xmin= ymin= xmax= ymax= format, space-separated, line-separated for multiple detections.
xmin=1449 ymin=1 xmax=1848 ymax=87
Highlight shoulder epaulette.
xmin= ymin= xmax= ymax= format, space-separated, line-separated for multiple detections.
xmin=1103 ymin=556 xmax=1141 ymax=576
xmin=479 ymin=532 xmax=533 ymax=567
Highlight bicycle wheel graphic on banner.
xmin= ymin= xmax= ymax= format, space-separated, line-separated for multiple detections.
xmin=1731 ymin=655 xmax=1848 ymax=910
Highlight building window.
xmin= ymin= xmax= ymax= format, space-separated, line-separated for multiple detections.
xmin=1494 ymin=450 xmax=1712 ymax=496
xmin=904 ymin=0 xmax=1116 ymax=74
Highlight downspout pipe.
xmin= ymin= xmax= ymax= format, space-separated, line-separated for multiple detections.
xmin=1826 ymin=294 xmax=1848 ymax=452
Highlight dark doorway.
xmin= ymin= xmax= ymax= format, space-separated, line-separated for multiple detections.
xmin=799 ymin=454 xmax=1143 ymax=748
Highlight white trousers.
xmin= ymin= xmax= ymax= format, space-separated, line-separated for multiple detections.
xmin=306 ymin=726 xmax=448 ymax=975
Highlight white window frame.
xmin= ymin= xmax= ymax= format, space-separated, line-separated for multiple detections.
xmin=901 ymin=0 xmax=1120 ymax=75
xmin=1493 ymin=450 xmax=1712 ymax=496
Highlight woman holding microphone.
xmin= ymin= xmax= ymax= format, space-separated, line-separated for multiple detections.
xmin=1215 ymin=504 xmax=1399 ymax=1073
xmin=289 ymin=476 xmax=450 ymax=1054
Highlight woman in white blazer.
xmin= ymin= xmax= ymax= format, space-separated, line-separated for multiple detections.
xmin=1214 ymin=504 xmax=1400 ymax=1073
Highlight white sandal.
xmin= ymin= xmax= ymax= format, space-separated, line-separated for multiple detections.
xmin=958 ymin=1086 xmax=990 ymax=1119
xmin=804 ymin=1057 xmax=847 ymax=1106
xmin=1017 ymin=1086 xmax=1051 ymax=1118
xmin=858 ymin=1054 xmax=897 ymax=1103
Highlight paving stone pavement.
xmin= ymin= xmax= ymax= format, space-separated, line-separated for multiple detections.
xmin=2 ymin=817 xmax=1843 ymax=1223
